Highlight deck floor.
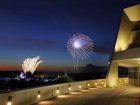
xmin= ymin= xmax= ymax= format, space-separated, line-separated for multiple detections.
xmin=35 ymin=85 xmax=140 ymax=105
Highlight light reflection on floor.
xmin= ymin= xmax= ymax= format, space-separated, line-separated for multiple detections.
xmin=70 ymin=91 xmax=82 ymax=95
xmin=57 ymin=94 xmax=72 ymax=99
xmin=90 ymin=87 xmax=97 ymax=90
xmin=81 ymin=89 xmax=90 ymax=92
xmin=37 ymin=88 xmax=97 ymax=105
xmin=38 ymin=100 xmax=54 ymax=105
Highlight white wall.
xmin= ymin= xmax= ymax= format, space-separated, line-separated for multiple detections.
xmin=0 ymin=78 xmax=128 ymax=105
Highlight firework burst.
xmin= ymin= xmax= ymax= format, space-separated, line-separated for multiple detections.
xmin=22 ymin=56 xmax=43 ymax=74
xmin=67 ymin=33 xmax=94 ymax=70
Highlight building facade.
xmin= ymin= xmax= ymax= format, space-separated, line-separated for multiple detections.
xmin=107 ymin=4 xmax=140 ymax=87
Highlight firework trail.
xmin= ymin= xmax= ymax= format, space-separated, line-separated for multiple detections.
xmin=22 ymin=56 xmax=43 ymax=74
xmin=67 ymin=33 xmax=94 ymax=70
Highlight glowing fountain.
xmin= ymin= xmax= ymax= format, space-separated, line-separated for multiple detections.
xmin=22 ymin=56 xmax=43 ymax=74
xmin=19 ymin=72 xmax=26 ymax=79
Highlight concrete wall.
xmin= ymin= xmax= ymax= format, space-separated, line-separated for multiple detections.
xmin=0 ymin=78 xmax=128 ymax=105
xmin=113 ymin=47 xmax=140 ymax=61
xmin=124 ymin=4 xmax=140 ymax=21
xmin=107 ymin=10 xmax=133 ymax=87
xmin=114 ymin=12 xmax=133 ymax=52
xmin=106 ymin=62 xmax=118 ymax=87
xmin=107 ymin=4 xmax=140 ymax=88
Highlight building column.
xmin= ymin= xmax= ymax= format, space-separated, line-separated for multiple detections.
xmin=106 ymin=62 xmax=118 ymax=87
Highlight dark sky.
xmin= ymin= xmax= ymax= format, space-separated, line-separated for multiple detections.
xmin=0 ymin=0 xmax=140 ymax=71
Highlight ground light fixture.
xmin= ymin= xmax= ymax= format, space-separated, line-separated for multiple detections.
xmin=37 ymin=91 xmax=41 ymax=99
xmin=68 ymin=87 xmax=71 ymax=91
xmin=119 ymin=79 xmax=121 ymax=83
xmin=7 ymin=96 xmax=12 ymax=105
xmin=88 ymin=84 xmax=91 ymax=87
xmin=79 ymin=84 xmax=82 ymax=89
xmin=56 ymin=88 xmax=60 ymax=94
xmin=94 ymin=82 xmax=97 ymax=86
xmin=125 ymin=79 xmax=127 ymax=83
xmin=101 ymin=81 xmax=104 ymax=85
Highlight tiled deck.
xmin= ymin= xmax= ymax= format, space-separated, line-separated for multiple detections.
xmin=35 ymin=85 xmax=140 ymax=105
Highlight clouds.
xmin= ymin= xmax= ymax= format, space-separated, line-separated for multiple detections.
xmin=95 ymin=45 xmax=112 ymax=55
xmin=0 ymin=35 xmax=113 ymax=55
xmin=0 ymin=36 xmax=61 ymax=51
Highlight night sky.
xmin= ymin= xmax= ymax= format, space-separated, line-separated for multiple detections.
xmin=0 ymin=0 xmax=140 ymax=71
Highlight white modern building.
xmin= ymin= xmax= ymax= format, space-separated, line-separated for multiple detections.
xmin=107 ymin=4 xmax=140 ymax=87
